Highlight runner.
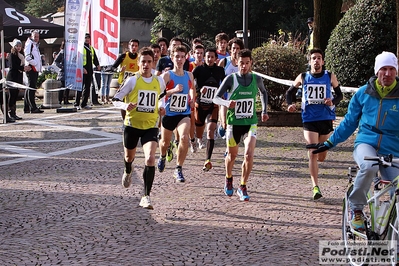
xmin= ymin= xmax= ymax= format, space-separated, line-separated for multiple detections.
xmin=193 ymin=47 xmax=225 ymax=171
xmin=188 ymin=44 xmax=205 ymax=153
xmin=218 ymin=38 xmax=245 ymax=156
xmin=112 ymin=47 xmax=166 ymax=209
xmin=213 ymin=49 xmax=269 ymax=201
xmin=215 ymin=33 xmax=230 ymax=64
xmin=111 ymin=39 xmax=140 ymax=120
xmin=286 ymin=48 xmax=342 ymax=200
xmin=157 ymin=45 xmax=195 ymax=182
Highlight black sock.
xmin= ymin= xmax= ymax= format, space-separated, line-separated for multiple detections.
xmin=124 ymin=159 xmax=133 ymax=173
xmin=176 ymin=165 xmax=182 ymax=170
xmin=143 ymin=165 xmax=155 ymax=196
xmin=206 ymin=139 xmax=215 ymax=160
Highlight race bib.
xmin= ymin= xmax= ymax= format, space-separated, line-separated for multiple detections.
xmin=169 ymin=93 xmax=188 ymax=112
xmin=235 ymin=99 xmax=254 ymax=119
xmin=306 ymin=84 xmax=326 ymax=104
xmin=200 ymin=86 xmax=217 ymax=103
xmin=137 ymin=90 xmax=157 ymax=113
xmin=123 ymin=71 xmax=135 ymax=81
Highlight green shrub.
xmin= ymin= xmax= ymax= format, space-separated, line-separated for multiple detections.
xmin=325 ymin=0 xmax=396 ymax=87
xmin=335 ymin=92 xmax=354 ymax=116
xmin=37 ymin=69 xmax=58 ymax=88
xmin=252 ymin=44 xmax=307 ymax=111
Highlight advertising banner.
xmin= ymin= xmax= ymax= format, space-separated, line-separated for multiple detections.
xmin=90 ymin=0 xmax=120 ymax=66
xmin=65 ymin=0 xmax=92 ymax=91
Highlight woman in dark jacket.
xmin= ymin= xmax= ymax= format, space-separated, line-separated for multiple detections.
xmin=6 ymin=38 xmax=27 ymax=120
xmin=55 ymin=41 xmax=69 ymax=104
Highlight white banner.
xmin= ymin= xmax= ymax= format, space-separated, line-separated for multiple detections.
xmin=64 ymin=0 xmax=92 ymax=91
xmin=91 ymin=0 xmax=120 ymax=66
xmin=252 ymin=71 xmax=359 ymax=93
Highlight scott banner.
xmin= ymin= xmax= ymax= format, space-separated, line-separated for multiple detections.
xmin=64 ymin=0 xmax=92 ymax=91
xmin=90 ymin=0 xmax=120 ymax=67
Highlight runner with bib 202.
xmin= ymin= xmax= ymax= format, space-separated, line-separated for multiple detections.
xmin=213 ymin=49 xmax=269 ymax=201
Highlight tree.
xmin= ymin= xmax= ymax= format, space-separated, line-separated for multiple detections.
xmin=149 ymin=0 xmax=313 ymax=42
xmin=313 ymin=0 xmax=342 ymax=51
xmin=24 ymin=0 xmax=63 ymax=17
xmin=4 ymin=0 xmax=26 ymax=11
xmin=326 ymin=0 xmax=396 ymax=87
xmin=120 ymin=0 xmax=157 ymax=19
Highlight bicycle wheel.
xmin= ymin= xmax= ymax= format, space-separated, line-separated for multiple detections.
xmin=342 ymin=184 xmax=370 ymax=266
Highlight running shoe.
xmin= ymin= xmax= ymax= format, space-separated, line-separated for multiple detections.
xmin=218 ymin=126 xmax=226 ymax=138
xmin=190 ymin=140 xmax=197 ymax=153
xmin=312 ymin=186 xmax=323 ymax=200
xmin=237 ymin=185 xmax=250 ymax=201
xmin=197 ymin=138 xmax=205 ymax=149
xmin=224 ymin=177 xmax=233 ymax=196
xmin=351 ymin=210 xmax=365 ymax=231
xmin=158 ymin=157 xmax=166 ymax=172
xmin=174 ymin=168 xmax=185 ymax=182
xmin=139 ymin=195 xmax=153 ymax=209
xmin=166 ymin=141 xmax=176 ymax=162
xmin=122 ymin=171 xmax=132 ymax=188
xmin=202 ymin=160 xmax=212 ymax=172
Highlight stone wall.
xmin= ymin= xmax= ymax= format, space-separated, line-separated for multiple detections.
xmin=258 ymin=111 xmax=302 ymax=127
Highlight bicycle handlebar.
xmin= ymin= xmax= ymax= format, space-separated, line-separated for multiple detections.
xmin=364 ymin=155 xmax=399 ymax=167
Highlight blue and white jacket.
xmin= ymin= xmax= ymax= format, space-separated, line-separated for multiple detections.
xmin=329 ymin=76 xmax=399 ymax=156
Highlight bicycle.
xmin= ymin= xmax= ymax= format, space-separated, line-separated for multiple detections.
xmin=341 ymin=154 xmax=399 ymax=266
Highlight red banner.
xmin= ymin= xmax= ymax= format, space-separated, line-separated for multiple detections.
xmin=90 ymin=0 xmax=120 ymax=66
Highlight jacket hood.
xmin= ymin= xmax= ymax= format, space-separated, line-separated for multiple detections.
xmin=365 ymin=76 xmax=399 ymax=98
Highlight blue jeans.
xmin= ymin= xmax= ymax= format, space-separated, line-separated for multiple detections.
xmin=100 ymin=73 xmax=113 ymax=97
xmin=349 ymin=143 xmax=399 ymax=211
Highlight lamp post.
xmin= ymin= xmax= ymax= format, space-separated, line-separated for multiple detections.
xmin=243 ymin=0 xmax=248 ymax=48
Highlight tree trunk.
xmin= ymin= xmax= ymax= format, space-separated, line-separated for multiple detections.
xmin=313 ymin=0 xmax=343 ymax=51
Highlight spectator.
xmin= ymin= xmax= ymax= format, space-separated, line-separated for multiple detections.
xmin=6 ymin=38 xmax=29 ymax=120
xmin=100 ymin=65 xmax=113 ymax=104
xmin=24 ymin=30 xmax=43 ymax=113
xmin=54 ymin=41 xmax=70 ymax=105
xmin=74 ymin=33 xmax=100 ymax=110
xmin=310 ymin=51 xmax=399 ymax=231
xmin=0 ymin=70 xmax=14 ymax=123
xmin=304 ymin=17 xmax=314 ymax=53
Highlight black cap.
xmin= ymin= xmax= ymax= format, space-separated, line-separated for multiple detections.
xmin=85 ymin=33 xmax=90 ymax=38
xmin=307 ymin=17 xmax=314 ymax=23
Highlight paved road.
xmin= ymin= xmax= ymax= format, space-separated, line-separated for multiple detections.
xmin=0 ymin=106 xmax=356 ymax=265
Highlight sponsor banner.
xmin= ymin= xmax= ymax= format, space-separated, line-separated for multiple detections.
xmin=319 ymin=240 xmax=397 ymax=265
xmin=65 ymin=0 xmax=92 ymax=92
xmin=91 ymin=0 xmax=120 ymax=66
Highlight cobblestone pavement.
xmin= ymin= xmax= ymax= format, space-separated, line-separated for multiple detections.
xmin=0 ymin=106 xmax=356 ymax=265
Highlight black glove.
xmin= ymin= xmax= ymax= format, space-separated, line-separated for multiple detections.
xmin=306 ymin=140 xmax=333 ymax=154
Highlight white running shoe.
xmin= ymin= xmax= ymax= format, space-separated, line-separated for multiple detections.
xmin=190 ymin=140 xmax=197 ymax=153
xmin=197 ymin=138 xmax=205 ymax=149
xmin=139 ymin=195 xmax=153 ymax=209
xmin=122 ymin=171 xmax=132 ymax=188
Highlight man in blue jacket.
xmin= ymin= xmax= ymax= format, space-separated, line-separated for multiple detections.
xmin=310 ymin=51 xmax=399 ymax=231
